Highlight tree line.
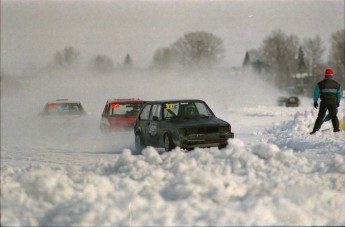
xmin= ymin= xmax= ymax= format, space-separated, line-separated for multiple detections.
xmin=50 ymin=47 xmax=133 ymax=73
xmin=44 ymin=29 xmax=344 ymax=91
xmin=243 ymin=29 xmax=344 ymax=91
xmin=47 ymin=31 xmax=225 ymax=73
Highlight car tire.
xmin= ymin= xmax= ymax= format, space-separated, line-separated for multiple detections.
xmin=164 ymin=134 xmax=175 ymax=152
xmin=100 ymin=126 xmax=109 ymax=135
xmin=218 ymin=143 xmax=227 ymax=150
xmin=135 ymin=133 xmax=145 ymax=152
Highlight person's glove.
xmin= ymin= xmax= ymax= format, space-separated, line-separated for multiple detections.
xmin=314 ymin=101 xmax=318 ymax=109
xmin=336 ymin=102 xmax=339 ymax=108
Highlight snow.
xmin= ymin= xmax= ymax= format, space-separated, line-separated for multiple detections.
xmin=1 ymin=70 xmax=345 ymax=226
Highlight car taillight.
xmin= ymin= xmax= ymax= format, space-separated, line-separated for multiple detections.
xmin=111 ymin=104 xmax=120 ymax=108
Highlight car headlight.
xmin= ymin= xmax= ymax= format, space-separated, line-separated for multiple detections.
xmin=219 ymin=124 xmax=231 ymax=133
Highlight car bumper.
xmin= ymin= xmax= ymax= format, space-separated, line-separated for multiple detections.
xmin=286 ymin=104 xmax=299 ymax=107
xmin=177 ymin=132 xmax=234 ymax=149
xmin=100 ymin=124 xmax=134 ymax=133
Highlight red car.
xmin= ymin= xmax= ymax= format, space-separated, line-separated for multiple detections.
xmin=100 ymin=99 xmax=144 ymax=133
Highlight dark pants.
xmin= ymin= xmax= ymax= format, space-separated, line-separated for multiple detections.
xmin=312 ymin=101 xmax=339 ymax=132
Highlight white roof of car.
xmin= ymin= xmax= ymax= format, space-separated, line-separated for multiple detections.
xmin=47 ymin=99 xmax=82 ymax=104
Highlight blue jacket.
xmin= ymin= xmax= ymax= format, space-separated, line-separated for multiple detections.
xmin=313 ymin=78 xmax=342 ymax=104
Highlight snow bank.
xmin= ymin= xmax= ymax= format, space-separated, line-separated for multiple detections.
xmin=262 ymin=108 xmax=345 ymax=155
xmin=2 ymin=139 xmax=345 ymax=226
xmin=2 ymin=67 xmax=344 ymax=226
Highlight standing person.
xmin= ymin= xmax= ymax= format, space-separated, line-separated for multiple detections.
xmin=310 ymin=68 xmax=342 ymax=134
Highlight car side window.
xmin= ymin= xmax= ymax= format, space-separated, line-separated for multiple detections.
xmin=163 ymin=103 xmax=179 ymax=118
xmin=195 ymin=102 xmax=213 ymax=116
xmin=102 ymin=104 xmax=108 ymax=116
xmin=139 ymin=104 xmax=152 ymax=120
xmin=150 ymin=104 xmax=162 ymax=120
xmin=108 ymin=104 xmax=114 ymax=116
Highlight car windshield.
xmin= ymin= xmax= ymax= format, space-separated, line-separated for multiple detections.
xmin=163 ymin=101 xmax=213 ymax=119
xmin=288 ymin=97 xmax=298 ymax=102
xmin=109 ymin=103 xmax=142 ymax=116
xmin=44 ymin=103 xmax=84 ymax=115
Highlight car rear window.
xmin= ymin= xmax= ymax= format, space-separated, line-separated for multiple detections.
xmin=45 ymin=103 xmax=83 ymax=114
xmin=109 ymin=103 xmax=142 ymax=116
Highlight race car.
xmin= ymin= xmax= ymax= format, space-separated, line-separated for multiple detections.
xmin=39 ymin=99 xmax=88 ymax=139
xmin=277 ymin=96 xmax=288 ymax=106
xmin=39 ymin=99 xmax=87 ymax=117
xmin=285 ymin=96 xmax=300 ymax=107
xmin=100 ymin=98 xmax=144 ymax=133
xmin=134 ymin=99 xmax=235 ymax=152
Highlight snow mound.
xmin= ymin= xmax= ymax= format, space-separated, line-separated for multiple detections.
xmin=262 ymin=109 xmax=345 ymax=155
xmin=2 ymin=139 xmax=345 ymax=226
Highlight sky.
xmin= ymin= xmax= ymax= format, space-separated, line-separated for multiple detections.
xmin=1 ymin=0 xmax=344 ymax=75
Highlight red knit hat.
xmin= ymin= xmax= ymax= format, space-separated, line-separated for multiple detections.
xmin=325 ymin=68 xmax=333 ymax=78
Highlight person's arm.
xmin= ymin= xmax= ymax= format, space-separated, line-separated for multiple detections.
xmin=337 ymin=87 xmax=342 ymax=104
xmin=313 ymin=84 xmax=320 ymax=102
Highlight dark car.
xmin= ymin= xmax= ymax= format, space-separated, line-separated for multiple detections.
xmin=285 ymin=96 xmax=300 ymax=107
xmin=134 ymin=99 xmax=235 ymax=152
xmin=100 ymin=98 xmax=144 ymax=133
xmin=277 ymin=96 xmax=288 ymax=106
xmin=39 ymin=99 xmax=87 ymax=117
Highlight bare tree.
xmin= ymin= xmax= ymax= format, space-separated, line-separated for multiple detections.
xmin=171 ymin=31 xmax=225 ymax=69
xmin=259 ymin=30 xmax=299 ymax=87
xmin=90 ymin=55 xmax=114 ymax=73
xmin=328 ymin=29 xmax=345 ymax=85
xmin=152 ymin=31 xmax=225 ymax=70
xmin=53 ymin=46 xmax=80 ymax=69
xmin=152 ymin=47 xmax=179 ymax=69
xmin=302 ymin=35 xmax=325 ymax=77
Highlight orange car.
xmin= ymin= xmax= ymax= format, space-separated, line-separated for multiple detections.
xmin=100 ymin=98 xmax=144 ymax=133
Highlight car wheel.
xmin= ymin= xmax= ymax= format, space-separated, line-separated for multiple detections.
xmin=164 ymin=134 xmax=175 ymax=152
xmin=135 ymin=133 xmax=145 ymax=152
xmin=218 ymin=143 xmax=227 ymax=150
xmin=101 ymin=127 xmax=109 ymax=135
xmin=100 ymin=126 xmax=109 ymax=135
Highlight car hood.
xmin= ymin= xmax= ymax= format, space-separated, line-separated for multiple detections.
xmin=168 ymin=117 xmax=229 ymax=128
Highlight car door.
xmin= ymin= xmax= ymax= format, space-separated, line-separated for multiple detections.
xmin=100 ymin=103 xmax=110 ymax=131
xmin=146 ymin=104 xmax=163 ymax=146
xmin=136 ymin=104 xmax=152 ymax=145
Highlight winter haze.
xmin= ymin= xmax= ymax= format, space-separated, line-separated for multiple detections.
xmin=1 ymin=0 xmax=345 ymax=226
xmin=1 ymin=0 xmax=344 ymax=74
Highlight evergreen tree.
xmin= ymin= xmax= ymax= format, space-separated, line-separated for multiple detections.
xmin=297 ymin=46 xmax=306 ymax=73
xmin=242 ymin=51 xmax=251 ymax=67
xmin=91 ymin=55 xmax=114 ymax=73
xmin=123 ymin=53 xmax=133 ymax=69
